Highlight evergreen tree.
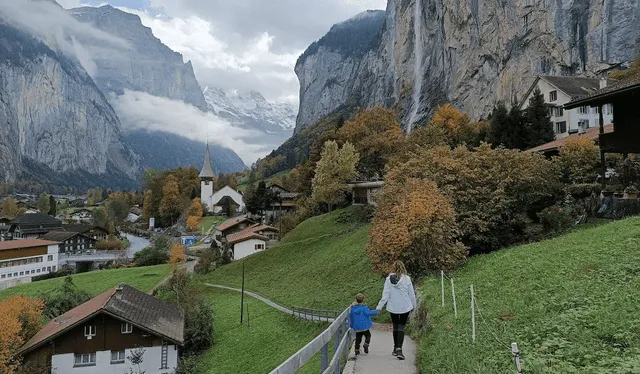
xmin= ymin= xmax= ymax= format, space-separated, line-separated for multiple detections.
xmin=507 ymin=98 xmax=527 ymax=150
xmin=36 ymin=193 xmax=50 ymax=213
xmin=48 ymin=195 xmax=56 ymax=216
xmin=525 ymin=88 xmax=555 ymax=149
xmin=488 ymin=102 xmax=510 ymax=147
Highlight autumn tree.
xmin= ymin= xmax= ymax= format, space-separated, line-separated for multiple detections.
xmin=0 ymin=197 xmax=19 ymax=219
xmin=188 ymin=199 xmax=204 ymax=219
xmin=0 ymin=296 xmax=44 ymax=373
xmin=36 ymin=193 xmax=50 ymax=213
xmin=337 ymin=107 xmax=404 ymax=178
xmin=368 ymin=179 xmax=467 ymax=274
xmin=428 ymin=104 xmax=488 ymax=147
xmin=186 ymin=216 xmax=201 ymax=232
xmin=142 ymin=190 xmax=153 ymax=224
xmin=554 ymin=136 xmax=600 ymax=184
xmin=106 ymin=193 xmax=130 ymax=223
xmin=160 ymin=175 xmax=182 ymax=225
xmin=610 ymin=54 xmax=640 ymax=81
xmin=312 ymin=141 xmax=359 ymax=211
xmin=215 ymin=173 xmax=238 ymax=190
xmin=169 ymin=243 xmax=186 ymax=265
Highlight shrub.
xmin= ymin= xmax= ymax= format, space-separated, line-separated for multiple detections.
xmin=538 ymin=205 xmax=576 ymax=234
xmin=42 ymin=277 xmax=91 ymax=319
xmin=32 ymin=268 xmax=73 ymax=282
xmin=336 ymin=205 xmax=375 ymax=224
xmin=134 ymin=235 xmax=170 ymax=267
xmin=368 ymin=178 xmax=467 ymax=274
xmin=566 ymin=183 xmax=602 ymax=199
xmin=95 ymin=238 xmax=125 ymax=251
xmin=554 ymin=136 xmax=600 ymax=183
xmin=194 ymin=248 xmax=216 ymax=275
xmin=175 ymin=355 xmax=202 ymax=374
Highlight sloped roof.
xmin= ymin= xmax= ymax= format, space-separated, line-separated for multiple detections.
xmin=250 ymin=224 xmax=279 ymax=233
xmin=19 ymin=285 xmax=184 ymax=355
xmin=527 ymin=124 xmax=613 ymax=153
xmin=41 ymin=231 xmax=95 ymax=243
xmin=199 ymin=143 xmax=215 ymax=178
xmin=565 ymin=74 xmax=640 ymax=108
xmin=217 ymin=216 xmax=251 ymax=232
xmin=11 ymin=213 xmax=62 ymax=225
xmin=63 ymin=224 xmax=109 ymax=234
xmin=540 ymin=76 xmax=610 ymax=98
xmin=0 ymin=239 xmax=59 ymax=251
xmin=227 ymin=229 xmax=268 ymax=245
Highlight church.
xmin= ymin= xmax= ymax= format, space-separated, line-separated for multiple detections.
xmin=200 ymin=144 xmax=245 ymax=214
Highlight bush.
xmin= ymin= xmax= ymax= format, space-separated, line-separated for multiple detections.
xmin=194 ymin=248 xmax=216 ymax=275
xmin=368 ymin=178 xmax=467 ymax=274
xmin=566 ymin=183 xmax=602 ymax=199
xmin=42 ymin=277 xmax=91 ymax=319
xmin=95 ymin=238 xmax=125 ymax=251
xmin=336 ymin=205 xmax=375 ymax=224
xmin=554 ymin=136 xmax=600 ymax=183
xmin=134 ymin=235 xmax=170 ymax=267
xmin=175 ymin=355 xmax=202 ymax=374
xmin=538 ymin=205 xmax=576 ymax=234
xmin=32 ymin=268 xmax=73 ymax=282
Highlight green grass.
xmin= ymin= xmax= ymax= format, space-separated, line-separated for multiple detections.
xmin=0 ymin=265 xmax=171 ymax=300
xmin=197 ymin=287 xmax=329 ymax=374
xmin=417 ymin=217 xmax=640 ymax=373
xmin=197 ymin=208 xmax=384 ymax=311
xmin=198 ymin=216 xmax=225 ymax=233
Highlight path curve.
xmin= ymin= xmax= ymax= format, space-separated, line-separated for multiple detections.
xmin=204 ymin=284 xmax=335 ymax=322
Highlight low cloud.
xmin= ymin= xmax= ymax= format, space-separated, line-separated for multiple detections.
xmin=112 ymin=90 xmax=271 ymax=164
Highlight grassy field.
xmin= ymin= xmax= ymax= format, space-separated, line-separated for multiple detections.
xmin=197 ymin=287 xmax=329 ymax=374
xmin=0 ymin=265 xmax=171 ymax=300
xmin=198 ymin=216 xmax=225 ymax=233
xmin=417 ymin=217 xmax=640 ymax=373
xmin=198 ymin=208 xmax=384 ymax=311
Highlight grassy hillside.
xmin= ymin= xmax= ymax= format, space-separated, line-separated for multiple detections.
xmin=0 ymin=265 xmax=171 ymax=300
xmin=197 ymin=287 xmax=328 ymax=374
xmin=417 ymin=217 xmax=640 ymax=373
xmin=198 ymin=208 xmax=384 ymax=310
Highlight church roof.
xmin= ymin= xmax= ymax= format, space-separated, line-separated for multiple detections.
xmin=199 ymin=143 xmax=215 ymax=178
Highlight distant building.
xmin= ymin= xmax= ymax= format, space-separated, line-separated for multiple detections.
xmin=0 ymin=239 xmax=60 ymax=290
xmin=266 ymin=184 xmax=299 ymax=222
xmin=215 ymin=216 xmax=257 ymax=240
xmin=8 ymin=213 xmax=64 ymax=240
xmin=40 ymin=231 xmax=97 ymax=254
xmin=70 ymin=209 xmax=93 ymax=223
xmin=347 ymin=181 xmax=384 ymax=206
xmin=0 ymin=216 xmax=11 ymax=241
xmin=226 ymin=224 xmax=279 ymax=260
xmin=521 ymin=76 xmax=615 ymax=139
xmin=63 ymin=224 xmax=110 ymax=241
xmin=199 ymin=143 xmax=245 ymax=214
xmin=19 ymin=284 xmax=185 ymax=374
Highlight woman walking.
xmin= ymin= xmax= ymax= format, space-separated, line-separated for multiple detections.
xmin=376 ymin=260 xmax=417 ymax=360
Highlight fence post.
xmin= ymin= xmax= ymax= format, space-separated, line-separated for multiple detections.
xmin=511 ymin=343 xmax=522 ymax=373
xmin=470 ymin=284 xmax=476 ymax=343
xmin=451 ymin=277 xmax=457 ymax=318
xmin=321 ymin=342 xmax=329 ymax=372
xmin=441 ymin=270 xmax=445 ymax=307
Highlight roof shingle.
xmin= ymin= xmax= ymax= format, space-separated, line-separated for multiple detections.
xmin=0 ymin=239 xmax=59 ymax=251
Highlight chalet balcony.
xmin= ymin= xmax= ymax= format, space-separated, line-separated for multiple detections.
xmin=599 ymin=131 xmax=640 ymax=154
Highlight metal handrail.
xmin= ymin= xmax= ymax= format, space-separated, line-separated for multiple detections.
xmin=270 ymin=307 xmax=353 ymax=374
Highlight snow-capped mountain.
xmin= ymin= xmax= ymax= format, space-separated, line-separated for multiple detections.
xmin=203 ymin=87 xmax=296 ymax=150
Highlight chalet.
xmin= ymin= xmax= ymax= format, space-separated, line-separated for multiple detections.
xmin=19 ymin=284 xmax=184 ymax=374
xmin=70 ymin=209 xmax=93 ymax=223
xmin=225 ymin=224 xmax=279 ymax=260
xmin=0 ymin=239 xmax=59 ymax=290
xmin=8 ymin=213 xmax=64 ymax=240
xmin=0 ymin=216 xmax=10 ymax=241
xmin=63 ymin=224 xmax=110 ymax=240
xmin=565 ymin=74 xmax=640 ymax=186
xmin=215 ymin=216 xmax=257 ymax=239
xmin=347 ymin=181 xmax=384 ymax=206
xmin=521 ymin=76 xmax=615 ymax=139
xmin=41 ymin=231 xmax=97 ymax=254
xmin=267 ymin=184 xmax=299 ymax=221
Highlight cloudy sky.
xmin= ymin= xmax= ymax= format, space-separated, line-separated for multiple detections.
xmin=56 ymin=0 xmax=388 ymax=105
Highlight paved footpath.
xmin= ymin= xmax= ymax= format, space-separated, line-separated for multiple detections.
xmin=344 ymin=323 xmax=417 ymax=374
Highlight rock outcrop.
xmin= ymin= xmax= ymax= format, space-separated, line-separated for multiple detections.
xmin=295 ymin=0 xmax=640 ymax=132
xmin=0 ymin=22 xmax=138 ymax=183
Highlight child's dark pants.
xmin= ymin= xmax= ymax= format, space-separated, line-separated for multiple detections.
xmin=355 ymin=330 xmax=372 ymax=350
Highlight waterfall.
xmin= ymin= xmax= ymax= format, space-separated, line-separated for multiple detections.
xmin=407 ymin=0 xmax=423 ymax=133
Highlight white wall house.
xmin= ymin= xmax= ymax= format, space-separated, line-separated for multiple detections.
xmin=51 ymin=345 xmax=179 ymax=374
xmin=226 ymin=229 xmax=268 ymax=260
xmin=199 ymin=143 xmax=245 ymax=214
xmin=0 ymin=239 xmax=59 ymax=290
xmin=521 ymin=76 xmax=614 ymax=140
xmin=208 ymin=186 xmax=245 ymax=214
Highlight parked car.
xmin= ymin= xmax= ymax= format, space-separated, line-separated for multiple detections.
xmin=203 ymin=237 xmax=212 ymax=244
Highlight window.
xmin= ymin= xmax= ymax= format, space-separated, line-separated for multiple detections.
xmin=74 ymin=353 xmax=96 ymax=367
xmin=84 ymin=325 xmax=96 ymax=338
xmin=254 ymin=243 xmax=265 ymax=251
xmin=549 ymin=90 xmax=558 ymax=102
xmin=593 ymin=106 xmax=600 ymax=114
xmin=47 ymin=255 xmax=53 ymax=261
xmin=7 ymin=273 xmax=12 ymax=278
xmin=548 ymin=107 xmax=554 ymax=117
xmin=31 ymin=270 xmax=35 ymax=274
xmin=606 ymin=104 xmax=613 ymax=115
xmin=36 ymin=269 xmax=41 ymax=273
xmin=52 ymin=266 xmax=56 ymax=271
xmin=110 ymin=350 xmax=125 ymax=364
xmin=19 ymin=271 xmax=24 ymax=276
xmin=579 ymin=106 xmax=588 ymax=114
xmin=555 ymin=122 xmax=567 ymax=134
xmin=47 ymin=266 xmax=51 ymax=272
xmin=581 ymin=119 xmax=590 ymax=129
xmin=121 ymin=322 xmax=133 ymax=334
xmin=555 ymin=107 xmax=564 ymax=117
xmin=13 ymin=273 xmax=17 ymax=277
xmin=41 ymin=267 xmax=45 ymax=272
xmin=1 ymin=274 xmax=5 ymax=279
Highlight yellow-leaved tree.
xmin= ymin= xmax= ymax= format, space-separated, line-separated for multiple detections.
xmin=368 ymin=178 xmax=467 ymax=274
xmin=554 ymin=136 xmax=600 ymax=184
xmin=186 ymin=216 xmax=201 ymax=232
xmin=429 ymin=104 xmax=489 ymax=147
xmin=0 ymin=296 xmax=44 ymax=373
xmin=169 ymin=243 xmax=186 ymax=265
xmin=311 ymin=140 xmax=359 ymax=212
xmin=159 ymin=175 xmax=183 ymax=224
xmin=188 ymin=199 xmax=204 ymax=219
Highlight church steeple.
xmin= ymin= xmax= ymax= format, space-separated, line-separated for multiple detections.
xmin=199 ymin=142 xmax=215 ymax=179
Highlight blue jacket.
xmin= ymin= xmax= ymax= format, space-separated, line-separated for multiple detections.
xmin=350 ymin=304 xmax=378 ymax=332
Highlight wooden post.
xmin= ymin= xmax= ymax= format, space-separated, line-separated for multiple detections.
xmin=511 ymin=342 xmax=522 ymax=373
xmin=451 ymin=277 xmax=457 ymax=318
xmin=320 ymin=343 xmax=329 ymax=372
xmin=599 ymin=104 xmax=607 ymax=188
xmin=471 ymin=285 xmax=476 ymax=343
xmin=441 ymin=270 xmax=445 ymax=308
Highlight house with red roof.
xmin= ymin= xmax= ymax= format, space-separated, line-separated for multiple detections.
xmin=226 ymin=224 xmax=279 ymax=260
xmin=19 ymin=284 xmax=184 ymax=374
xmin=0 ymin=239 xmax=60 ymax=290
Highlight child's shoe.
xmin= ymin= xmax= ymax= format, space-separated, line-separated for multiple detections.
xmin=363 ymin=344 xmax=369 ymax=354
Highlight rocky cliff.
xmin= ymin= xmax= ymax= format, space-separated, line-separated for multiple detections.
xmin=296 ymin=0 xmax=640 ymax=132
xmin=0 ymin=22 xmax=138 ymax=183
xmin=70 ymin=5 xmax=208 ymax=111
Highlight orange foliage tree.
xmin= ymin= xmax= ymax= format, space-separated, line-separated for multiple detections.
xmin=554 ymin=136 xmax=600 ymax=183
xmin=338 ymin=107 xmax=404 ymax=178
xmin=169 ymin=243 xmax=186 ymax=265
xmin=186 ymin=216 xmax=201 ymax=232
xmin=428 ymin=104 xmax=489 ymax=147
xmin=368 ymin=178 xmax=467 ymax=274
xmin=0 ymin=296 xmax=44 ymax=373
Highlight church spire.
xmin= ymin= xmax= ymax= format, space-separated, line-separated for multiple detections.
xmin=199 ymin=142 xmax=215 ymax=178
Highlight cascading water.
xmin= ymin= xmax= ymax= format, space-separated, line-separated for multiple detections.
xmin=407 ymin=0 xmax=423 ymax=133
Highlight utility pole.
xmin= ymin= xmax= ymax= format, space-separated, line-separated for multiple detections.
xmin=240 ymin=261 xmax=245 ymax=323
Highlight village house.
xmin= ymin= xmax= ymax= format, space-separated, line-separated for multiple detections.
xmin=63 ymin=224 xmax=111 ymax=240
xmin=226 ymin=224 xmax=279 ymax=260
xmin=0 ymin=216 xmax=11 ymax=241
xmin=70 ymin=209 xmax=93 ymax=223
xmin=41 ymin=231 xmax=97 ymax=254
xmin=347 ymin=181 xmax=384 ymax=206
xmin=19 ymin=284 xmax=185 ymax=374
xmin=8 ymin=213 xmax=64 ymax=240
xmin=0 ymin=239 xmax=59 ymax=290
xmin=521 ymin=76 xmax=615 ymax=139
xmin=215 ymin=216 xmax=257 ymax=240
xmin=266 ymin=184 xmax=299 ymax=221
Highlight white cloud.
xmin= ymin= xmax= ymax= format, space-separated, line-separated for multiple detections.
xmin=112 ymin=90 xmax=270 ymax=164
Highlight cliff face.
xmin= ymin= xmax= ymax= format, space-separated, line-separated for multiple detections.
xmin=0 ymin=22 xmax=138 ymax=183
xmin=70 ymin=5 xmax=208 ymax=111
xmin=295 ymin=0 xmax=640 ymax=132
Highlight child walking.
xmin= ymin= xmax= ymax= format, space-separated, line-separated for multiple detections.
xmin=350 ymin=293 xmax=379 ymax=355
